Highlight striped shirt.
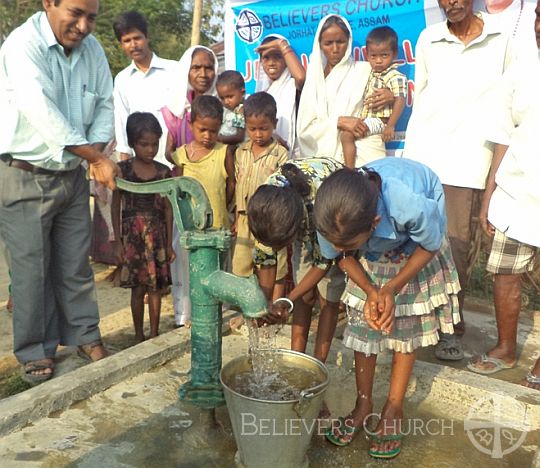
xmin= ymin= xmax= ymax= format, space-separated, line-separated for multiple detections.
xmin=360 ymin=64 xmax=407 ymax=120
xmin=235 ymin=138 xmax=288 ymax=213
xmin=0 ymin=12 xmax=113 ymax=170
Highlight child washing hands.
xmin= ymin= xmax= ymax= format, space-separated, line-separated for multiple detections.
xmin=314 ymin=159 xmax=460 ymax=459
xmin=265 ymin=158 xmax=460 ymax=459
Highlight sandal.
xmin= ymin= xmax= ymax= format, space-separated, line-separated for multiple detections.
xmin=522 ymin=372 xmax=540 ymax=390
xmin=435 ymin=333 xmax=464 ymax=361
xmin=77 ymin=340 xmax=109 ymax=362
xmin=325 ymin=416 xmax=361 ymax=446
xmin=21 ymin=359 xmax=55 ymax=385
xmin=368 ymin=433 xmax=403 ymax=459
xmin=467 ymin=354 xmax=516 ymax=375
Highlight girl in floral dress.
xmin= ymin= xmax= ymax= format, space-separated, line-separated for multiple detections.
xmin=112 ymin=113 xmax=175 ymax=343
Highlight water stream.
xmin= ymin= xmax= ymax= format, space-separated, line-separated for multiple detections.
xmin=230 ymin=321 xmax=321 ymax=401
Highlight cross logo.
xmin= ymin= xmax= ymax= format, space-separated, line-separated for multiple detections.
xmin=464 ymin=393 xmax=530 ymax=458
xmin=235 ymin=9 xmax=263 ymax=44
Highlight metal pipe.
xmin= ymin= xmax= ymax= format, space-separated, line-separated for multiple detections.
xmin=201 ymin=271 xmax=267 ymax=319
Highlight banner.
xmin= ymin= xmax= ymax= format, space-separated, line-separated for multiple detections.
xmin=224 ymin=0 xmax=450 ymax=150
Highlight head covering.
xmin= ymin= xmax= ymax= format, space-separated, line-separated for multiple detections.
xmin=166 ymin=46 xmax=218 ymax=118
xmin=255 ymin=34 xmax=298 ymax=156
xmin=296 ymin=15 xmax=371 ymax=160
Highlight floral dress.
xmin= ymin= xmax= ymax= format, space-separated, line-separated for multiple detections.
xmin=118 ymin=160 xmax=172 ymax=291
xmin=253 ymin=157 xmax=343 ymax=269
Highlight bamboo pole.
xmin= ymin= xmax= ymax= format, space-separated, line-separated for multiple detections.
xmin=191 ymin=0 xmax=203 ymax=46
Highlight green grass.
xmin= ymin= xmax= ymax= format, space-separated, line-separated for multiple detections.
xmin=0 ymin=372 xmax=32 ymax=399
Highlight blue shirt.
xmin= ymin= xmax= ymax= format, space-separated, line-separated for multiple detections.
xmin=0 ymin=12 xmax=113 ymax=170
xmin=318 ymin=158 xmax=446 ymax=260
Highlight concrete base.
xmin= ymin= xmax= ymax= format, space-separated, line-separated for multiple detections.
xmin=0 ymin=327 xmax=538 ymax=467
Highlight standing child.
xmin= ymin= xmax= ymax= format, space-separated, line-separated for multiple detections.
xmin=232 ymin=92 xmax=289 ymax=297
xmin=340 ymin=26 xmax=407 ymax=168
xmin=172 ymin=95 xmax=235 ymax=229
xmin=311 ymin=159 xmax=460 ymax=458
xmin=255 ymin=35 xmax=306 ymax=156
xmin=112 ymin=112 xmax=175 ymax=343
xmin=216 ymin=70 xmax=246 ymax=145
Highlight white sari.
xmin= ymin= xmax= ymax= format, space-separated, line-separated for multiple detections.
xmin=165 ymin=46 xmax=218 ymax=326
xmin=297 ymin=15 xmax=384 ymax=164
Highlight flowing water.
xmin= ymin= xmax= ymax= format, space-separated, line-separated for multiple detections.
xmin=229 ymin=321 xmax=322 ymax=401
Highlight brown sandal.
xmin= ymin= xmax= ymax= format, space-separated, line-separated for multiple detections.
xmin=21 ymin=358 xmax=55 ymax=385
xmin=77 ymin=340 xmax=109 ymax=362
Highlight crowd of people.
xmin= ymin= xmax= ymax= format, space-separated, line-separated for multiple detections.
xmin=0 ymin=0 xmax=539 ymax=461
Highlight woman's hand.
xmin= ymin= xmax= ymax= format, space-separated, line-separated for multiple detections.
xmin=255 ymin=38 xmax=284 ymax=54
xmin=364 ymin=88 xmax=394 ymax=113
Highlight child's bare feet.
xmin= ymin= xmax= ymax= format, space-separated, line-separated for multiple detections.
xmin=6 ymin=294 xmax=12 ymax=312
xmin=135 ymin=334 xmax=145 ymax=344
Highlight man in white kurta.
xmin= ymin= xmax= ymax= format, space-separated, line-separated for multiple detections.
xmin=113 ymin=11 xmax=178 ymax=166
xmin=403 ymin=3 xmax=516 ymax=361
xmin=467 ymin=4 xmax=540 ymax=387
xmin=484 ymin=0 xmax=538 ymax=59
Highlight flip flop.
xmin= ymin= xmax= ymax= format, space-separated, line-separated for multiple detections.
xmin=21 ymin=359 xmax=55 ymax=386
xmin=435 ymin=333 xmax=464 ymax=361
xmin=325 ymin=416 xmax=361 ymax=447
xmin=523 ymin=373 xmax=540 ymax=388
xmin=368 ymin=433 xmax=402 ymax=459
xmin=467 ymin=354 xmax=516 ymax=375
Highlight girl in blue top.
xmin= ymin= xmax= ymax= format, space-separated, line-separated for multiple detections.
xmin=313 ymin=158 xmax=460 ymax=459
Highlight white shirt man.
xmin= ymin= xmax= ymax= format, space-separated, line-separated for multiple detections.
xmin=403 ymin=0 xmax=518 ymax=361
xmin=113 ymin=12 xmax=178 ymax=166
xmin=486 ymin=60 xmax=540 ymax=247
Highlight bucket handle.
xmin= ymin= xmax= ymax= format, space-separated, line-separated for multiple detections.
xmin=293 ymin=382 xmax=327 ymax=417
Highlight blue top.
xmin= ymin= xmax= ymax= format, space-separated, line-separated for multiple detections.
xmin=318 ymin=158 xmax=446 ymax=260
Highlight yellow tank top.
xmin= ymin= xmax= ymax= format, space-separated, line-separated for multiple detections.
xmin=172 ymin=143 xmax=229 ymax=229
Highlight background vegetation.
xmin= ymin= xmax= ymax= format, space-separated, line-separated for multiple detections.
xmin=0 ymin=0 xmax=224 ymax=76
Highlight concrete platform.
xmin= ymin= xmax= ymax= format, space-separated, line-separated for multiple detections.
xmin=0 ymin=320 xmax=538 ymax=467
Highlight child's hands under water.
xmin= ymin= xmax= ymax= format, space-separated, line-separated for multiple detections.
xmin=256 ymin=298 xmax=293 ymax=327
xmin=363 ymin=285 xmax=395 ymax=334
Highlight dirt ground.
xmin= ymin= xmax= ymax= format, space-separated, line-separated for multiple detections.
xmin=0 ymin=253 xmax=179 ymax=396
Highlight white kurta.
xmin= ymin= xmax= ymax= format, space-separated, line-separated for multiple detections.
xmin=114 ymin=54 xmax=179 ymax=167
xmin=486 ymin=60 xmax=540 ymax=247
xmin=403 ymin=13 xmax=516 ymax=189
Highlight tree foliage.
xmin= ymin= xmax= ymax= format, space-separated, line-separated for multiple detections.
xmin=0 ymin=0 xmax=224 ymax=76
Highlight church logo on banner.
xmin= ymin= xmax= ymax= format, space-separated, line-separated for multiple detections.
xmin=235 ymin=9 xmax=263 ymax=43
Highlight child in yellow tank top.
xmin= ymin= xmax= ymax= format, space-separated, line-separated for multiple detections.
xmin=172 ymin=95 xmax=235 ymax=228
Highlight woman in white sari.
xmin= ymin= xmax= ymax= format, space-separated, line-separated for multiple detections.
xmin=297 ymin=15 xmax=391 ymax=166
xmin=161 ymin=46 xmax=218 ymax=327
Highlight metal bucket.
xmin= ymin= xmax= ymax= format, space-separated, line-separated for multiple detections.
xmin=220 ymin=349 xmax=329 ymax=468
